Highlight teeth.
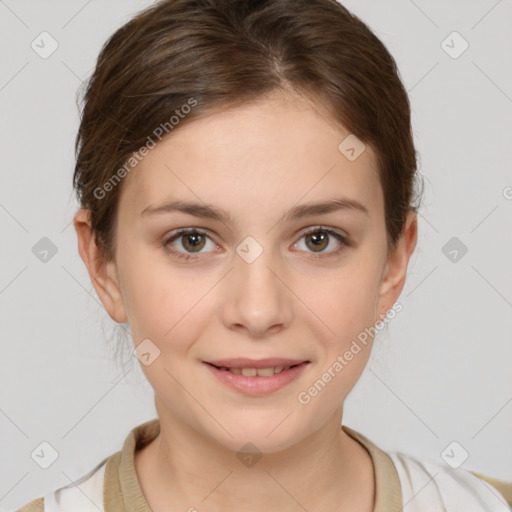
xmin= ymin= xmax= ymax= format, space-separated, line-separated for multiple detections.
xmin=219 ymin=365 xmax=292 ymax=376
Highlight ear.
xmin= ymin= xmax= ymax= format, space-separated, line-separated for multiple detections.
xmin=73 ymin=209 xmax=128 ymax=324
xmin=375 ymin=209 xmax=418 ymax=321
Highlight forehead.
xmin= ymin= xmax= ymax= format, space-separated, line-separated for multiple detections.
xmin=119 ymin=92 xmax=383 ymax=225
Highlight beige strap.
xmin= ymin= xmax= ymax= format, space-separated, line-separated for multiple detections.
xmin=103 ymin=450 xmax=124 ymax=511
xmin=14 ymin=497 xmax=44 ymax=512
xmin=342 ymin=425 xmax=403 ymax=511
xmin=471 ymin=471 xmax=512 ymax=506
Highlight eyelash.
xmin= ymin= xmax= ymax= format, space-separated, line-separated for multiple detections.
xmin=162 ymin=226 xmax=349 ymax=262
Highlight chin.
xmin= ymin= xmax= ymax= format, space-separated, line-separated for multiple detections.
xmin=204 ymin=419 xmax=305 ymax=456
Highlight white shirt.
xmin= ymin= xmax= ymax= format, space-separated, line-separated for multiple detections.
xmin=33 ymin=451 xmax=511 ymax=512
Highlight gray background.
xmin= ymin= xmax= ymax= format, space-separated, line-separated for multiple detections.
xmin=1 ymin=0 xmax=511 ymax=509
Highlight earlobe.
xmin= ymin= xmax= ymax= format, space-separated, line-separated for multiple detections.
xmin=73 ymin=209 xmax=128 ymax=324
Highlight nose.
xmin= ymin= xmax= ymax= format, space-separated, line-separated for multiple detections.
xmin=221 ymin=243 xmax=293 ymax=338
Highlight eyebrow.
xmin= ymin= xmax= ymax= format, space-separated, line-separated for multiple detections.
xmin=140 ymin=197 xmax=369 ymax=223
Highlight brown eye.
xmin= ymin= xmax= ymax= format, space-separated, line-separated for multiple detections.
xmin=295 ymin=227 xmax=348 ymax=257
xmin=304 ymin=230 xmax=329 ymax=252
xmin=180 ymin=231 xmax=206 ymax=252
xmin=163 ymin=228 xmax=215 ymax=261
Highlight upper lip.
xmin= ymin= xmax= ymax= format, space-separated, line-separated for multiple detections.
xmin=205 ymin=358 xmax=309 ymax=369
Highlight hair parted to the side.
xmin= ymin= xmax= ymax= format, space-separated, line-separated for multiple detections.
xmin=72 ymin=0 xmax=423 ymax=367
xmin=73 ymin=0 xmax=423 ymax=266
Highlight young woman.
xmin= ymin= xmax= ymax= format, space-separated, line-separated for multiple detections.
xmin=15 ymin=0 xmax=512 ymax=510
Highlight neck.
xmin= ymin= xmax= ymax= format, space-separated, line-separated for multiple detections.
xmin=135 ymin=401 xmax=375 ymax=512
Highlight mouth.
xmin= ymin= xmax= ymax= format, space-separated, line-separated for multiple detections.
xmin=202 ymin=359 xmax=310 ymax=396
xmin=204 ymin=358 xmax=309 ymax=377
xmin=206 ymin=362 xmax=305 ymax=376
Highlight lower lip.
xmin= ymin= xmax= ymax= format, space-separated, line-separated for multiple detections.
xmin=203 ymin=362 xmax=309 ymax=396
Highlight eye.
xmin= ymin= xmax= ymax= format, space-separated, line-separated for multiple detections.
xmin=293 ymin=226 xmax=348 ymax=258
xmin=162 ymin=226 xmax=349 ymax=262
xmin=163 ymin=228 xmax=217 ymax=261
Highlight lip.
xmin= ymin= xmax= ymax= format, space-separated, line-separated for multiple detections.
xmin=205 ymin=357 xmax=308 ymax=369
xmin=203 ymin=360 xmax=310 ymax=396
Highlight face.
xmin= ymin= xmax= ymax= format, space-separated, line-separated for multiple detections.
xmin=76 ymin=91 xmax=416 ymax=453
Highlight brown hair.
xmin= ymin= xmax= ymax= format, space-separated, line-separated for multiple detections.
xmin=73 ymin=0 xmax=422 ymax=264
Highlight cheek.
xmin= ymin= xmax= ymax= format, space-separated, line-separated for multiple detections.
xmin=303 ymin=261 xmax=381 ymax=344
xmin=122 ymin=274 xmax=172 ymax=341
xmin=299 ymin=268 xmax=380 ymax=408
xmin=122 ymin=257 xmax=215 ymax=351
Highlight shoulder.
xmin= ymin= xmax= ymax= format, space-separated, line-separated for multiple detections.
xmin=12 ymin=458 xmax=107 ymax=512
xmin=387 ymin=450 xmax=512 ymax=511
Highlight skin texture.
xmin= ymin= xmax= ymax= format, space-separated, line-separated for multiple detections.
xmin=74 ymin=90 xmax=417 ymax=511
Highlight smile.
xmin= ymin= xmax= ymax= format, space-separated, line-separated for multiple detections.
xmin=203 ymin=361 xmax=310 ymax=396
xmin=212 ymin=364 xmax=298 ymax=376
